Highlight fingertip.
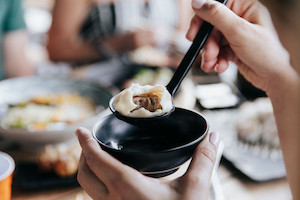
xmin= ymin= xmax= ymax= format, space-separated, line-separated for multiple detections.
xmin=186 ymin=15 xmax=203 ymax=41
xmin=76 ymin=127 xmax=97 ymax=152
xmin=201 ymin=64 xmax=214 ymax=73
xmin=183 ymin=132 xmax=218 ymax=185
xmin=76 ymin=127 xmax=91 ymax=137
xmin=201 ymin=65 xmax=213 ymax=73
xmin=194 ymin=132 xmax=219 ymax=153
xmin=75 ymin=128 xmax=82 ymax=137
xmin=215 ymin=59 xmax=229 ymax=73
xmin=186 ymin=25 xmax=198 ymax=41
xmin=192 ymin=0 xmax=243 ymax=41
xmin=209 ymin=132 xmax=220 ymax=148
xmin=201 ymin=60 xmax=217 ymax=72
xmin=186 ymin=28 xmax=195 ymax=41
xmin=192 ymin=0 xmax=206 ymax=10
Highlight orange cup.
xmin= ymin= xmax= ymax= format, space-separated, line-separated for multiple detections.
xmin=0 ymin=152 xmax=15 ymax=200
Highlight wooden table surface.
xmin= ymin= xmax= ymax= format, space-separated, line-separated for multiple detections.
xmin=10 ymin=159 xmax=291 ymax=200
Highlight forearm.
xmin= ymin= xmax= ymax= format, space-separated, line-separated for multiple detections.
xmin=47 ymin=32 xmax=135 ymax=63
xmin=268 ymin=65 xmax=300 ymax=199
xmin=47 ymin=36 xmax=102 ymax=63
xmin=47 ymin=0 xmax=103 ymax=63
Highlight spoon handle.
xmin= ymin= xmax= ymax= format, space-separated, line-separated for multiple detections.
xmin=166 ymin=0 xmax=227 ymax=96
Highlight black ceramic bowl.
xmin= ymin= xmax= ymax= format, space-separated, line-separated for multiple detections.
xmin=93 ymin=107 xmax=208 ymax=177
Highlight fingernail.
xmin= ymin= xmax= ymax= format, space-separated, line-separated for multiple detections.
xmin=200 ymin=60 xmax=204 ymax=69
xmin=214 ymin=64 xmax=219 ymax=72
xmin=75 ymin=127 xmax=85 ymax=137
xmin=200 ymin=50 xmax=205 ymax=69
xmin=186 ymin=27 xmax=191 ymax=39
xmin=75 ymin=128 xmax=80 ymax=137
xmin=209 ymin=132 xmax=220 ymax=147
xmin=192 ymin=0 xmax=206 ymax=9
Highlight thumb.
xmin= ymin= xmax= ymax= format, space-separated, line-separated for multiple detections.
xmin=191 ymin=0 xmax=246 ymax=41
xmin=181 ymin=132 xmax=219 ymax=194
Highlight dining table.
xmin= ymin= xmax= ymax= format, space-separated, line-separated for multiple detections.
xmin=0 ymin=70 xmax=291 ymax=200
xmin=6 ymin=132 xmax=292 ymax=200
xmin=9 ymin=151 xmax=292 ymax=200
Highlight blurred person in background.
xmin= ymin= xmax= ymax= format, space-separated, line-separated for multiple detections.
xmin=0 ymin=0 xmax=33 ymax=80
xmin=76 ymin=0 xmax=300 ymax=199
xmin=47 ymin=0 xmax=192 ymax=64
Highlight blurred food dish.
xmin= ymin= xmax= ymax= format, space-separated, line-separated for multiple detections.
xmin=130 ymin=46 xmax=170 ymax=67
xmin=203 ymin=98 xmax=285 ymax=182
xmin=236 ymin=98 xmax=280 ymax=149
xmin=0 ymin=76 xmax=112 ymax=147
xmin=130 ymin=45 xmax=185 ymax=69
xmin=14 ymin=162 xmax=79 ymax=190
xmin=129 ymin=30 xmax=191 ymax=68
xmin=122 ymin=67 xmax=174 ymax=89
xmin=38 ymin=142 xmax=81 ymax=177
xmin=195 ymin=83 xmax=241 ymax=109
xmin=2 ymin=93 xmax=96 ymax=131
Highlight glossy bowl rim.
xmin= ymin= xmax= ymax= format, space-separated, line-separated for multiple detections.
xmin=92 ymin=107 xmax=209 ymax=154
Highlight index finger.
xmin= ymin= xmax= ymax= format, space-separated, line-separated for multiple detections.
xmin=186 ymin=15 xmax=203 ymax=41
xmin=76 ymin=127 xmax=134 ymax=189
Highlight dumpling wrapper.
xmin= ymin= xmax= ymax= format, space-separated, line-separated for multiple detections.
xmin=113 ymin=83 xmax=173 ymax=118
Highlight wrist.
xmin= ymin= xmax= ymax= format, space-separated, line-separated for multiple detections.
xmin=267 ymin=65 xmax=299 ymax=110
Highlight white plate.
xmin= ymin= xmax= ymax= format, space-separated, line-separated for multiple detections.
xmin=0 ymin=76 xmax=112 ymax=148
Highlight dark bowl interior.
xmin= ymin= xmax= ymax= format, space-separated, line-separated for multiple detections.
xmin=93 ymin=107 xmax=208 ymax=177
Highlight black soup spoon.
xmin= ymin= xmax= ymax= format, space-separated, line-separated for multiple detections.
xmin=109 ymin=0 xmax=228 ymax=125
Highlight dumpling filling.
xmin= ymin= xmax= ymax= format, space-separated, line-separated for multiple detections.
xmin=131 ymin=93 xmax=163 ymax=113
xmin=114 ymin=83 xmax=173 ymax=118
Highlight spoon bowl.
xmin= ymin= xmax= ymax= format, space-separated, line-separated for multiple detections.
xmin=109 ymin=95 xmax=175 ymax=126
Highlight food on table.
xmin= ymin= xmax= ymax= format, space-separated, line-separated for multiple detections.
xmin=113 ymin=83 xmax=173 ymax=118
xmin=123 ymin=67 xmax=174 ymax=89
xmin=1 ymin=93 xmax=96 ymax=131
xmin=130 ymin=38 xmax=187 ymax=68
xmin=130 ymin=46 xmax=170 ymax=67
xmin=236 ymin=98 xmax=280 ymax=148
xmin=38 ymin=143 xmax=81 ymax=177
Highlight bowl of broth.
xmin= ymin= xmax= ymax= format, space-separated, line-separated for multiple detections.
xmin=93 ymin=107 xmax=208 ymax=177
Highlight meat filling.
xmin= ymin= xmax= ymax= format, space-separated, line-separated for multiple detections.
xmin=131 ymin=93 xmax=162 ymax=113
